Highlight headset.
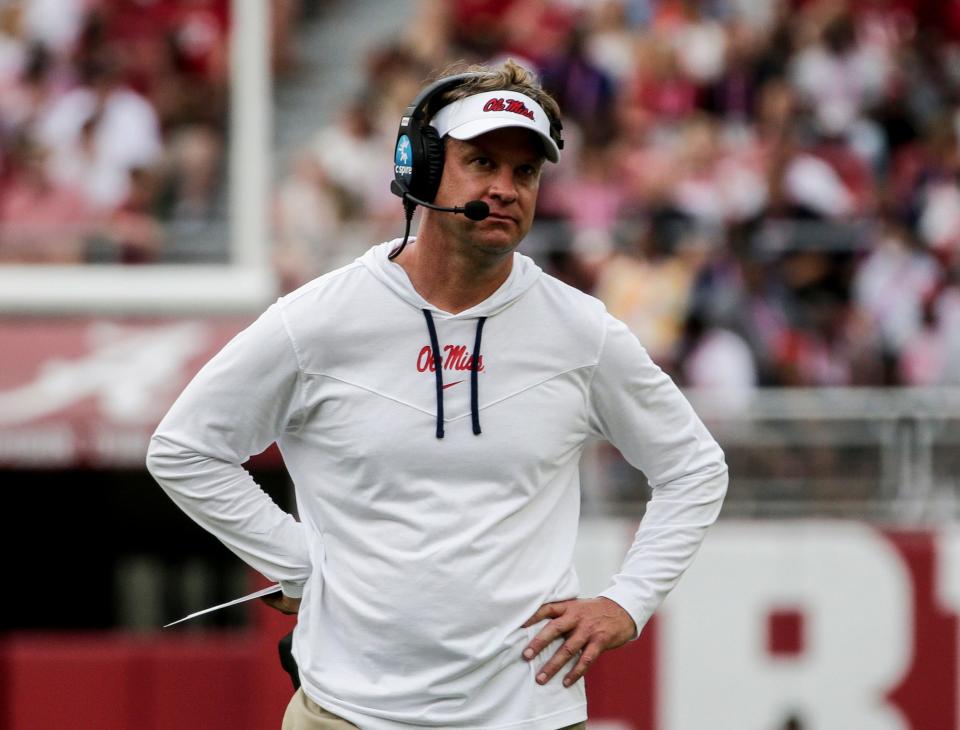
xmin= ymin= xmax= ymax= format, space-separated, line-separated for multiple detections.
xmin=392 ymin=73 xmax=477 ymax=207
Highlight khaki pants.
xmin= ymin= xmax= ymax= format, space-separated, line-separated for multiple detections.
xmin=282 ymin=688 xmax=359 ymax=729
xmin=281 ymin=688 xmax=587 ymax=730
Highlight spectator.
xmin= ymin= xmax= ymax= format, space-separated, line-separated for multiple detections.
xmin=899 ymin=277 xmax=960 ymax=385
xmin=37 ymin=55 xmax=163 ymax=212
xmin=542 ymin=139 xmax=625 ymax=235
xmin=666 ymin=0 xmax=728 ymax=88
xmin=678 ymin=310 xmax=758 ymax=413
xmin=0 ymin=38 xmax=59 ymax=134
xmin=853 ymin=217 xmax=940 ymax=377
xmin=539 ymin=25 xmax=616 ymax=142
xmin=104 ymin=166 xmax=165 ymax=263
xmin=0 ymin=132 xmax=93 ymax=263
xmin=583 ymin=1 xmax=637 ymax=84
xmin=309 ymin=96 xmax=396 ymax=224
xmin=593 ymin=230 xmax=710 ymax=368
xmin=790 ymin=12 xmax=890 ymax=139
xmin=668 ymin=114 xmax=767 ymax=225
xmin=627 ymin=37 xmax=698 ymax=125
xmin=273 ymin=150 xmax=341 ymax=291
xmin=22 ymin=0 xmax=87 ymax=56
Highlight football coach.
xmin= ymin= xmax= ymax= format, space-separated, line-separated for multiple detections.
xmin=147 ymin=59 xmax=728 ymax=730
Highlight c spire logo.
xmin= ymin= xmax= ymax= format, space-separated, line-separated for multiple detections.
xmin=394 ymin=135 xmax=413 ymax=181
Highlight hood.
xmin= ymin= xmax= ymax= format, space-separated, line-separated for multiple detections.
xmin=360 ymin=239 xmax=543 ymax=319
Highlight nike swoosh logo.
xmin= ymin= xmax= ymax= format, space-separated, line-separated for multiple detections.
xmin=442 ymin=380 xmax=464 ymax=390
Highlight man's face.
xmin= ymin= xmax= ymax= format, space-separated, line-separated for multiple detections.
xmin=430 ymin=127 xmax=545 ymax=256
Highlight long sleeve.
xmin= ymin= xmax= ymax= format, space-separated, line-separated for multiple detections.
xmin=146 ymin=303 xmax=312 ymax=596
xmin=587 ymin=313 xmax=728 ymax=633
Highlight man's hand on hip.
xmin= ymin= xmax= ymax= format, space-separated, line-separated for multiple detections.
xmin=521 ymin=597 xmax=636 ymax=687
xmin=261 ymin=593 xmax=301 ymax=615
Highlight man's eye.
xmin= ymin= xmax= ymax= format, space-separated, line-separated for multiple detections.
xmin=518 ymin=165 xmax=542 ymax=182
xmin=473 ymin=157 xmax=493 ymax=167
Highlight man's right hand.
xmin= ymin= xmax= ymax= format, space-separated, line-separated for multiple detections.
xmin=261 ymin=593 xmax=301 ymax=615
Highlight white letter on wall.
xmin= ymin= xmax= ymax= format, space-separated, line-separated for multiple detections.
xmin=659 ymin=522 xmax=912 ymax=730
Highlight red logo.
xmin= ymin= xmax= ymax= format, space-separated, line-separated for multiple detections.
xmin=482 ymin=98 xmax=535 ymax=120
xmin=417 ymin=345 xmax=485 ymax=373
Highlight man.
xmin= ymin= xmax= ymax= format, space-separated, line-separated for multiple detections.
xmin=147 ymin=60 xmax=728 ymax=729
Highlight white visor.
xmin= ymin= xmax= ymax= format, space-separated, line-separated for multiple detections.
xmin=430 ymin=90 xmax=560 ymax=163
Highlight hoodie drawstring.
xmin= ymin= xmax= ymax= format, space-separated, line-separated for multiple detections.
xmin=422 ymin=310 xmax=486 ymax=439
xmin=422 ymin=309 xmax=445 ymax=439
xmin=470 ymin=317 xmax=486 ymax=435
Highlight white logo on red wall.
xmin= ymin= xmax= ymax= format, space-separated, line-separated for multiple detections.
xmin=0 ymin=322 xmax=206 ymax=426
xmin=0 ymin=318 xmax=247 ymax=466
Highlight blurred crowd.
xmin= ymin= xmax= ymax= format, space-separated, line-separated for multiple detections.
xmin=2 ymin=0 xmax=959 ymax=389
xmin=0 ymin=0 xmax=304 ymax=264
xmin=274 ymin=0 xmax=960 ymax=389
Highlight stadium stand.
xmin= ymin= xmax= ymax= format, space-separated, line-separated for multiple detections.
xmin=272 ymin=0 xmax=960 ymax=391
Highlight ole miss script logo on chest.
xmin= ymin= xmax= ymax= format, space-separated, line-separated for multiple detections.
xmin=417 ymin=345 xmax=484 ymax=389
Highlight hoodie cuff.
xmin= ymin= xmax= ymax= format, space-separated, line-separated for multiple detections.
xmin=597 ymin=588 xmax=652 ymax=641
xmin=280 ymin=580 xmax=305 ymax=599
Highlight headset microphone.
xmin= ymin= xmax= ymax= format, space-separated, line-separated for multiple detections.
xmin=423 ymin=197 xmax=489 ymax=221
xmin=460 ymin=200 xmax=490 ymax=221
xmin=390 ymin=182 xmax=490 ymax=222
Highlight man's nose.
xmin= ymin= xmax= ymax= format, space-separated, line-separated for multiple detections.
xmin=488 ymin=168 xmax=518 ymax=203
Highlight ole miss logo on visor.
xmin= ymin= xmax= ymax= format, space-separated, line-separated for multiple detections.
xmin=483 ymin=98 xmax=535 ymax=121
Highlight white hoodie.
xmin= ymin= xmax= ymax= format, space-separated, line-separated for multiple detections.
xmin=147 ymin=240 xmax=727 ymax=730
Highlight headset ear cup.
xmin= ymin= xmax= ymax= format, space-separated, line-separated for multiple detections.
xmin=417 ymin=125 xmax=445 ymax=203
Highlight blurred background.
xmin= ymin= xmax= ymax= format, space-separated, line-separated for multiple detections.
xmin=1 ymin=0 xmax=959 ymax=728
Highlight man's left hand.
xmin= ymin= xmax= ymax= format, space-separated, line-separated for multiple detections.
xmin=261 ymin=593 xmax=301 ymax=615
xmin=521 ymin=597 xmax=636 ymax=687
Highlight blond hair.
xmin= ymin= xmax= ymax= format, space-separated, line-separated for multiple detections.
xmin=426 ymin=59 xmax=562 ymax=131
